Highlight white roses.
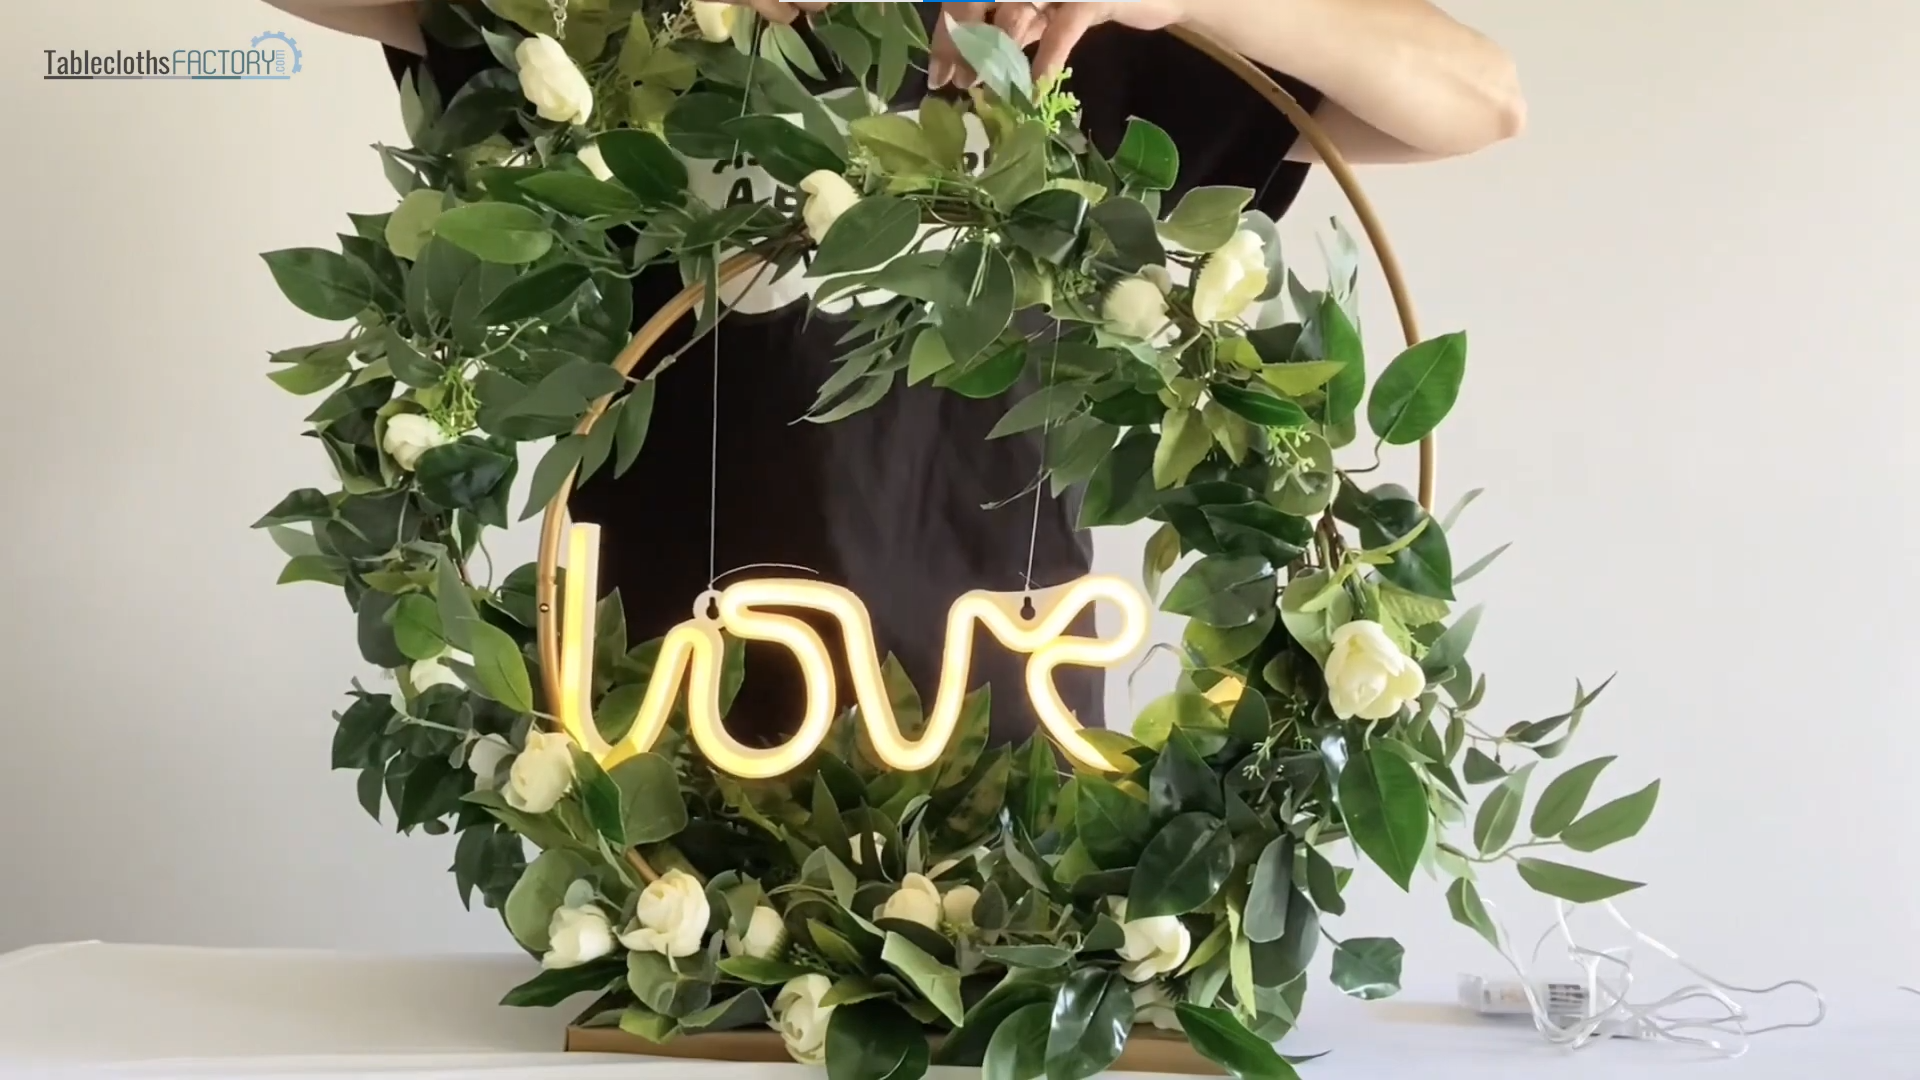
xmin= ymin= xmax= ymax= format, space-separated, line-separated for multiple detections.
xmin=542 ymin=897 xmax=615 ymax=970
xmin=407 ymin=649 xmax=468 ymax=693
xmin=578 ymin=142 xmax=613 ymax=182
xmin=875 ymin=873 xmax=943 ymax=930
xmin=799 ymin=171 xmax=861 ymax=244
xmin=382 ymin=413 xmax=452 ymax=471
xmin=505 ymin=729 xmax=576 ymax=814
xmin=515 ymin=33 xmax=593 ymax=125
xmin=620 ymin=869 xmax=711 ymax=958
xmin=690 ymin=1 xmax=738 ymax=42
xmin=1102 ymin=275 xmax=1173 ymax=341
xmin=941 ymin=885 xmax=981 ymax=932
xmin=726 ymin=905 xmax=788 ymax=961
xmin=1131 ymin=982 xmax=1183 ymax=1031
xmin=1192 ymin=229 xmax=1271 ymax=324
xmin=774 ymin=974 xmax=836 ymax=1065
xmin=1324 ymin=620 xmax=1426 ymax=721
xmin=1112 ymin=898 xmax=1192 ymax=982
xmin=466 ymin=733 xmax=512 ymax=791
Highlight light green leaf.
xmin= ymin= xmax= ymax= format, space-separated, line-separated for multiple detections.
xmin=504 ymin=849 xmax=591 ymax=951
xmin=1153 ymin=407 xmax=1212 ymax=489
xmin=434 ymin=202 xmax=553 ymax=264
xmin=1472 ymin=761 xmax=1535 ymax=855
xmin=1279 ymin=570 xmax=1352 ymax=665
xmin=1561 ymin=781 xmax=1660 ymax=852
xmin=610 ymin=752 xmax=688 ymax=844
xmin=984 ymin=1001 xmax=1050 ymax=1080
xmin=881 ymin=932 xmax=966 ymax=1026
xmin=1258 ymin=360 xmax=1345 ymax=396
xmin=1111 ymin=117 xmax=1178 ymax=191
xmin=1159 ymin=186 xmax=1254 ymax=252
xmin=811 ymin=195 xmax=920 ymax=277
xmin=385 ymin=189 xmax=447 ymax=260
xmin=1142 ymin=522 xmax=1181 ymax=601
xmin=1530 ymin=756 xmax=1616 ymax=838
xmin=468 ymin=620 xmax=534 ymax=713
xmin=1515 ymin=858 xmax=1645 ymax=903
xmin=262 ymin=248 xmax=370 ymax=320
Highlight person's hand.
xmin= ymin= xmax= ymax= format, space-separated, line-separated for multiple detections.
xmin=930 ymin=2 xmax=1186 ymax=89
xmin=708 ymin=0 xmax=832 ymax=26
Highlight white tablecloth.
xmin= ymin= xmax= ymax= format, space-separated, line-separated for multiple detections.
xmin=0 ymin=942 xmax=1905 ymax=1077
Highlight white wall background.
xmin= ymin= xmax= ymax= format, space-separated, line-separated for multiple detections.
xmin=3 ymin=0 xmax=1916 ymax=1007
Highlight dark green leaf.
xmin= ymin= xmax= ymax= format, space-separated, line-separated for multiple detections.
xmin=1337 ymin=745 xmax=1429 ymax=890
xmin=504 ymin=849 xmax=590 ymax=951
xmin=521 ymin=435 xmax=585 ymax=521
xmin=595 ymin=129 xmax=689 ymax=204
xmin=1043 ymin=969 xmax=1133 ymax=1080
xmin=1075 ymin=779 xmax=1152 ymax=869
xmin=1175 ymin=1004 xmax=1300 ymax=1080
xmin=1162 ymin=555 xmax=1276 ymax=628
xmin=1530 ymin=757 xmax=1616 ymax=838
xmin=941 ymin=340 xmax=1025 ymax=399
xmin=519 ymin=172 xmax=644 ymax=219
xmin=1421 ymin=604 xmax=1482 ymax=678
xmin=1210 ymin=384 xmax=1309 ymax=428
xmin=811 ymin=195 xmax=920 ymax=277
xmin=613 ymin=383 xmax=656 ymax=477
xmin=1515 ymin=858 xmax=1645 ymax=903
xmin=1561 ymin=781 xmax=1660 ymax=852
xmin=610 ymin=752 xmax=688 ymax=844
xmin=826 ymin=1000 xmax=926 ymax=1080
xmin=416 ymin=439 xmax=516 ymax=517
xmin=985 ymin=1001 xmax=1050 ymax=1080
xmin=253 ymin=489 xmax=331 ymax=528
xmin=1249 ymin=884 xmax=1318 ymax=988
xmin=1447 ymin=877 xmax=1499 ymax=947
xmin=1368 ymin=332 xmax=1467 ymax=446
xmin=262 ymin=248 xmax=370 ymax=320
xmin=664 ymin=92 xmax=744 ymax=160
xmin=1243 ymin=836 xmax=1293 ymax=943
xmin=939 ymin=246 xmax=1016 ymax=365
xmin=1005 ymin=189 xmax=1089 ymax=265
xmin=1473 ymin=762 xmax=1535 ymax=855
xmin=1128 ymin=812 xmax=1231 ymax=918
xmin=1329 ymin=937 xmax=1404 ymax=1001
xmin=1314 ymin=298 xmax=1365 ymax=447
xmin=484 ymin=263 xmax=590 ymax=323
xmin=1147 ymin=729 xmax=1223 ymax=818
xmin=1463 ymin=747 xmax=1506 ymax=784
xmin=434 ymin=202 xmax=554 ymax=264
xmin=1076 ymin=431 xmax=1157 ymax=527
xmin=980 ymin=123 xmax=1049 ymax=211
xmin=1087 ymin=198 xmax=1166 ymax=271
xmin=1340 ymin=485 xmax=1454 ymax=600
xmin=1111 ymin=117 xmax=1178 ymax=191
xmin=499 ymin=958 xmax=621 ymax=1007
xmin=881 ymin=932 xmax=966 ymax=1026
xmin=468 ymin=620 xmax=534 ymax=713
xmin=722 ymin=115 xmax=846 ymax=186
xmin=1304 ymin=847 xmax=1347 ymax=916
xmin=681 ymin=989 xmax=771 ymax=1034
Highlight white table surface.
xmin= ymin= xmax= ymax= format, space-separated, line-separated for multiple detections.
xmin=0 ymin=942 xmax=1905 ymax=1078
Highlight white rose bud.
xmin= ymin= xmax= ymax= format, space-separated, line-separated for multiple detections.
xmin=1324 ymin=620 xmax=1426 ymax=721
xmin=942 ymin=885 xmax=980 ymax=932
xmin=1131 ymin=982 xmax=1183 ymax=1031
xmin=578 ymin=142 xmax=613 ymax=182
xmin=382 ymin=413 xmax=452 ymax=471
xmin=691 ymin=1 xmax=738 ymax=42
xmin=1102 ymin=275 xmax=1173 ymax=341
xmin=726 ymin=905 xmax=789 ymax=960
xmin=467 ymin=733 xmax=513 ymax=791
xmin=515 ymin=33 xmax=594 ymax=126
xmin=1111 ymin=897 xmax=1192 ymax=983
xmin=619 ymin=869 xmax=711 ymax=958
xmin=875 ymin=873 xmax=943 ymax=930
xmin=542 ymin=900 xmax=614 ymax=970
xmin=504 ymin=729 xmax=576 ymax=814
xmin=1191 ymin=229 xmax=1271 ymax=325
xmin=798 ymin=170 xmax=861 ymax=244
xmin=773 ymin=974 xmax=836 ymax=1065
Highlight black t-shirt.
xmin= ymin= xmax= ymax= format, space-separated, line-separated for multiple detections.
xmin=391 ymin=6 xmax=1321 ymax=748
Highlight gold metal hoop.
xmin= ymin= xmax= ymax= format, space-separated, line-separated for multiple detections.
xmin=533 ymin=32 xmax=1436 ymax=705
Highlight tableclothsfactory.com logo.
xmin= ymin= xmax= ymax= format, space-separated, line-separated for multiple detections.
xmin=44 ymin=30 xmax=303 ymax=80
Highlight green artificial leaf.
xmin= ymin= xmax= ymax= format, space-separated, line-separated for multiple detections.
xmin=1142 ymin=523 xmax=1181 ymax=601
xmin=1515 ymin=858 xmax=1645 ymax=903
xmin=1210 ymin=384 xmax=1310 ymax=428
xmin=1341 ymin=485 xmax=1454 ymax=600
xmin=468 ymin=620 xmax=534 ymax=713
xmin=662 ymin=92 xmax=743 ymax=160
xmin=499 ymin=959 xmax=622 ymax=1007
xmin=434 ymin=202 xmax=554 ymax=264
xmin=1077 ymin=431 xmax=1158 ymax=528
xmin=1005 ymin=189 xmax=1090 ymax=265
xmin=882 ymin=932 xmax=966 ymax=1026
xmin=1304 ymin=846 xmax=1347 ymax=916
xmin=1473 ymin=761 xmax=1535 ymax=855
xmin=721 ymin=115 xmax=846 ymax=187
xmin=681 ymin=989 xmax=771 ymax=1034
xmin=1463 ymin=747 xmax=1506 ymax=784
xmin=1131 ymin=690 xmax=1219 ymax=752
xmin=262 ymin=248 xmax=370 ymax=320
xmin=1420 ymin=605 xmax=1483 ymax=678
xmin=826 ymin=1000 xmax=926 ymax=1080
xmin=519 ymin=172 xmax=644 ymax=219
xmin=981 ymin=122 xmax=1050 ymax=211
xmin=1530 ymin=756 xmax=1617 ymax=838
xmin=1330 ymin=937 xmax=1404 ymax=1001
xmin=1314 ymin=297 xmax=1365 ymax=447
xmin=990 ymin=385 xmax=1085 ymax=440
xmin=849 ymin=113 xmax=943 ymax=173
xmin=1243 ymin=836 xmax=1293 ymax=944
xmin=1447 ymin=877 xmax=1499 ymax=947
xmin=940 ymin=340 xmax=1025 ymax=399
xmin=572 ymin=750 xmax=623 ymax=844
xmin=1044 ymin=969 xmax=1134 ymax=1080
xmin=504 ymin=849 xmax=590 ymax=951
xmin=938 ymin=246 xmax=1016 ymax=365
xmin=984 ymin=1001 xmax=1051 ymax=1080
xmin=1159 ymin=186 xmax=1254 ymax=253
xmin=1279 ymin=570 xmax=1353 ymax=666
xmin=1337 ymin=746 xmax=1429 ymax=890
xmin=717 ymin=956 xmax=814 ymax=985
xmin=614 ymin=383 xmax=656 ymax=477
xmin=595 ymin=129 xmax=689 ymax=204
xmin=1368 ymin=332 xmax=1468 ymax=446
xmin=1075 ymin=779 xmax=1152 ymax=869
xmin=484 ymin=263 xmax=590 ymax=324
xmin=917 ymin=95 xmax=968 ymax=168
xmin=1111 ymin=117 xmax=1178 ymax=191
xmin=1175 ymin=1004 xmax=1300 ymax=1080
xmin=936 ymin=975 xmax=1058 ymax=1067
xmin=1257 ymin=360 xmax=1345 ymax=396
xmin=1087 ymin=197 xmax=1166 ymax=272
xmin=618 ymin=1004 xmax=678 ymax=1043
xmin=1162 ymin=555 xmax=1275 ymax=628
xmin=521 ymin=435 xmax=585 ymax=521
xmin=609 ymin=752 xmax=688 ymax=844
xmin=1153 ymin=408 xmax=1212 ymax=489
xmin=391 ymin=594 xmax=449 ymax=661
xmin=1561 ymin=781 xmax=1660 ymax=852
xmin=983 ymin=945 xmax=1074 ymax=969
xmin=1147 ymin=729 xmax=1224 ymax=818
xmin=945 ymin=18 xmax=1033 ymax=103
xmin=1128 ymin=812 xmax=1232 ymax=917
xmin=1248 ymin=884 xmax=1317 ymax=989
xmin=627 ymin=950 xmax=714 ymax=1020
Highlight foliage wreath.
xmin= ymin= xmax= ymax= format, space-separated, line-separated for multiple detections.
xmin=255 ymin=1 xmax=1657 ymax=1075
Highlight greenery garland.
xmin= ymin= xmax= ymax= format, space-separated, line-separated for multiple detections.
xmin=255 ymin=1 xmax=1658 ymax=1075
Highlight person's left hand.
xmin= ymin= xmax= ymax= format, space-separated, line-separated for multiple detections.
xmin=929 ymin=2 xmax=1186 ymax=89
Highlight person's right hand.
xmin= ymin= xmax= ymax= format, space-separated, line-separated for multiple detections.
xmin=703 ymin=0 xmax=831 ymax=26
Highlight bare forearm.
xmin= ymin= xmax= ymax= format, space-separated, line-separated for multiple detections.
xmin=1179 ymin=0 xmax=1525 ymax=157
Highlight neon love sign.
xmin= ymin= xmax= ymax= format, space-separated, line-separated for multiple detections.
xmin=550 ymin=524 xmax=1148 ymax=778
